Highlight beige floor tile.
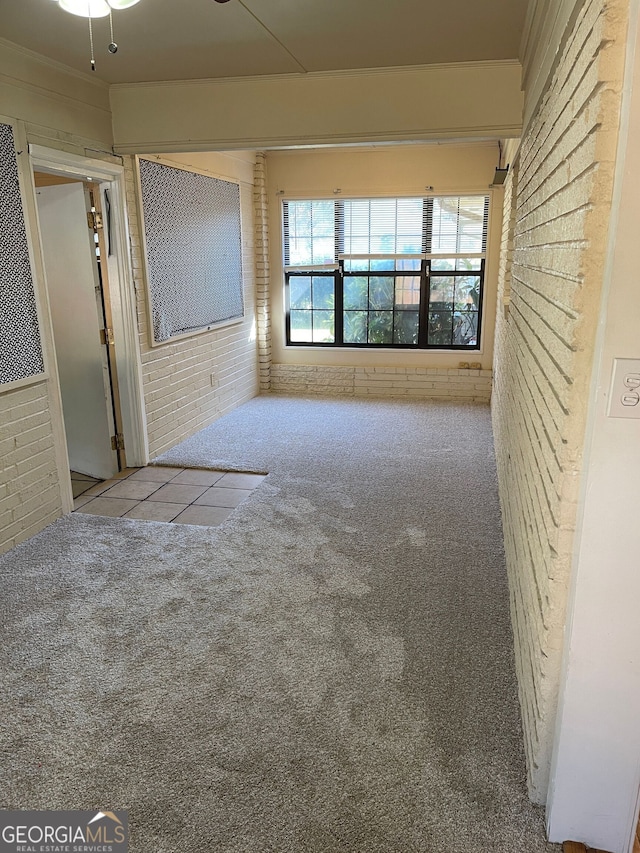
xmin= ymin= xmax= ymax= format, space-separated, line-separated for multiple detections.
xmin=170 ymin=469 xmax=226 ymax=487
xmin=217 ymin=472 xmax=267 ymax=489
xmin=123 ymin=501 xmax=187 ymax=522
xmin=76 ymin=497 xmax=140 ymax=517
xmin=146 ymin=483 xmax=209 ymax=503
xmin=73 ymin=494 xmax=95 ymax=510
xmin=194 ymin=487 xmax=252 ymax=508
xmin=112 ymin=467 xmax=141 ymax=479
xmin=72 ymin=480 xmax=94 ymax=498
xmin=172 ymin=505 xmax=234 ymax=526
xmin=70 ymin=472 xmax=98 ymax=482
xmin=82 ymin=479 xmax=119 ymax=496
xmin=101 ymin=479 xmax=163 ymax=500
xmin=128 ymin=466 xmax=184 ymax=483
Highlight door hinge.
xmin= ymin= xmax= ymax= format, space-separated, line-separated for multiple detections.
xmin=111 ymin=434 xmax=125 ymax=451
xmin=100 ymin=327 xmax=115 ymax=346
xmin=87 ymin=211 xmax=103 ymax=230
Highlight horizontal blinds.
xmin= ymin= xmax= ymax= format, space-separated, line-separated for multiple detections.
xmin=426 ymin=196 xmax=489 ymax=254
xmin=283 ymin=200 xmax=336 ymax=267
xmin=283 ymin=195 xmax=489 ymax=266
xmin=338 ymin=198 xmax=423 ymax=255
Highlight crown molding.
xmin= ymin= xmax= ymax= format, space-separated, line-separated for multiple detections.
xmin=113 ymin=125 xmax=523 ymax=156
xmin=110 ymin=59 xmax=522 ymax=91
xmin=0 ymin=73 xmax=113 ymax=117
xmin=0 ymin=37 xmax=110 ymax=90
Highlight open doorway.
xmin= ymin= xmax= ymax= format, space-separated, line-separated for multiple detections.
xmin=35 ymin=173 xmax=124 ymax=483
xmin=29 ymin=146 xmax=148 ymax=509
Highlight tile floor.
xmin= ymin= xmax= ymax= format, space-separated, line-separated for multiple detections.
xmin=71 ymin=466 xmax=266 ymax=527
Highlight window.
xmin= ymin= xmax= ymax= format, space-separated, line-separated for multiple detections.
xmin=283 ymin=195 xmax=489 ymax=349
xmin=138 ymin=158 xmax=244 ymax=344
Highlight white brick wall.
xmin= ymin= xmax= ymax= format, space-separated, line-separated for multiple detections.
xmin=272 ymin=364 xmax=492 ymax=401
xmin=492 ymin=0 xmax=627 ymax=803
xmin=0 ymin=382 xmax=62 ymax=555
xmin=124 ymin=157 xmax=259 ymax=458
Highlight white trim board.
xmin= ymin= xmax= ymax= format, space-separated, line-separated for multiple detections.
xmin=29 ymin=144 xmax=149 ymax=469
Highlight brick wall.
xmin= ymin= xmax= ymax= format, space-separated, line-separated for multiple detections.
xmin=0 ymin=382 xmax=62 ymax=555
xmin=492 ymin=0 xmax=627 ymax=802
xmin=124 ymin=157 xmax=259 ymax=458
xmin=272 ymin=364 xmax=492 ymax=401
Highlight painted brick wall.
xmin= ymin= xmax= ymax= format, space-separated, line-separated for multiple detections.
xmin=0 ymin=382 xmax=62 ymax=555
xmin=492 ymin=0 xmax=627 ymax=803
xmin=272 ymin=364 xmax=492 ymax=401
xmin=124 ymin=157 xmax=259 ymax=458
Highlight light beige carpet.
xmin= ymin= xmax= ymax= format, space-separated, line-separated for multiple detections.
xmin=0 ymin=395 xmax=558 ymax=852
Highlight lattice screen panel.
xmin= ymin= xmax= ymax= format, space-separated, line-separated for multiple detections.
xmin=138 ymin=159 xmax=244 ymax=343
xmin=0 ymin=123 xmax=44 ymax=384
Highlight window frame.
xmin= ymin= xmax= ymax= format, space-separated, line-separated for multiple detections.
xmin=282 ymin=194 xmax=489 ymax=351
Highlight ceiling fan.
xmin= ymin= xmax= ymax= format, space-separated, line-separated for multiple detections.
xmin=51 ymin=0 xmax=234 ymax=70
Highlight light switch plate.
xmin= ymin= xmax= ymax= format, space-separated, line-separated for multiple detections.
xmin=608 ymin=358 xmax=640 ymax=418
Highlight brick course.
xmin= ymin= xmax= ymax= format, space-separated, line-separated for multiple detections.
xmin=272 ymin=364 xmax=492 ymax=401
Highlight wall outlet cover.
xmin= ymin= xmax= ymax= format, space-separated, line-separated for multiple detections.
xmin=608 ymin=358 xmax=640 ymax=419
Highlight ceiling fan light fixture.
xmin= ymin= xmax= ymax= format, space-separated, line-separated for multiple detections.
xmin=55 ymin=0 xmax=141 ymax=17
xmin=106 ymin=0 xmax=142 ymax=9
xmin=58 ymin=0 xmax=110 ymax=17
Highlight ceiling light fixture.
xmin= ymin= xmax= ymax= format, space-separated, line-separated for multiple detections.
xmin=52 ymin=0 xmax=142 ymax=71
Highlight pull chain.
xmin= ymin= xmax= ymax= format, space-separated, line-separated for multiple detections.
xmin=108 ymin=10 xmax=118 ymax=54
xmin=88 ymin=11 xmax=96 ymax=71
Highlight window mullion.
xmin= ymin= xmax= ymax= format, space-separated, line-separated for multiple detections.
xmin=475 ymin=258 xmax=486 ymax=349
xmin=418 ymin=198 xmax=433 ymax=348
xmin=418 ymin=258 xmax=429 ymax=348
xmin=335 ymin=261 xmax=344 ymax=345
xmin=284 ymin=271 xmax=292 ymax=344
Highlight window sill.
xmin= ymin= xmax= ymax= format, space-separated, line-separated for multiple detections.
xmin=284 ymin=344 xmax=485 ymax=355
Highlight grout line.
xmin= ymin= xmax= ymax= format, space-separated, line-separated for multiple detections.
xmin=72 ymin=465 xmax=267 ymax=527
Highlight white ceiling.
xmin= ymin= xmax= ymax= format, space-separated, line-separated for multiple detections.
xmin=0 ymin=0 xmax=529 ymax=84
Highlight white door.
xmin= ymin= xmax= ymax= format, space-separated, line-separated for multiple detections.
xmin=36 ymin=182 xmax=119 ymax=480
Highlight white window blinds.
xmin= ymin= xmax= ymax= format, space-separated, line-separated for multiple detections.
xmin=283 ymin=195 xmax=489 ymax=266
xmin=428 ymin=196 xmax=488 ymax=254
xmin=339 ymin=198 xmax=424 ymax=255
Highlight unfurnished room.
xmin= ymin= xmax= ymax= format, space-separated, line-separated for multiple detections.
xmin=1 ymin=1 xmax=640 ymax=852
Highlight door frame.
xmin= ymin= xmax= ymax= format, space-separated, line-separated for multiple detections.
xmin=29 ymin=145 xmax=149 ymax=477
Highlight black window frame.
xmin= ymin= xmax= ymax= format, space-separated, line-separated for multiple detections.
xmin=283 ymin=196 xmax=488 ymax=351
